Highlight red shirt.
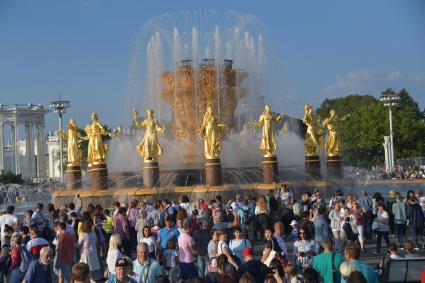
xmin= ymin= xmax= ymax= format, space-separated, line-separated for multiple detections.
xmin=421 ymin=268 xmax=425 ymax=283
xmin=10 ymin=246 xmax=22 ymax=269
xmin=57 ymin=232 xmax=74 ymax=264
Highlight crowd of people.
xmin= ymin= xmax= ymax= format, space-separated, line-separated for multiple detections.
xmin=0 ymin=185 xmax=425 ymax=283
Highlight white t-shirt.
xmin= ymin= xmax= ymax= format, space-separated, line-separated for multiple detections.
xmin=142 ymin=236 xmax=157 ymax=253
xmin=107 ymin=249 xmax=123 ymax=275
xmin=217 ymin=240 xmax=229 ymax=256
xmin=0 ymin=214 xmax=18 ymax=238
xmin=163 ymin=248 xmax=178 ymax=268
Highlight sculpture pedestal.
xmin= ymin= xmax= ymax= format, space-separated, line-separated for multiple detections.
xmin=205 ymin=158 xmax=223 ymax=186
xmin=305 ymin=155 xmax=321 ymax=179
xmin=65 ymin=165 xmax=81 ymax=190
xmin=143 ymin=160 xmax=160 ymax=188
xmin=262 ymin=156 xmax=279 ymax=183
xmin=327 ymin=155 xmax=343 ymax=179
xmin=89 ymin=163 xmax=108 ymax=190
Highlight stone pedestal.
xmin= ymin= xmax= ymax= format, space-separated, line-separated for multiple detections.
xmin=327 ymin=155 xmax=343 ymax=179
xmin=89 ymin=163 xmax=108 ymax=190
xmin=143 ymin=160 xmax=160 ymax=188
xmin=305 ymin=155 xmax=321 ymax=179
xmin=205 ymin=158 xmax=223 ymax=186
xmin=65 ymin=165 xmax=81 ymax=190
xmin=262 ymin=156 xmax=279 ymax=183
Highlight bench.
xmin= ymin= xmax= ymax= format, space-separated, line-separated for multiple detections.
xmin=383 ymin=258 xmax=425 ymax=283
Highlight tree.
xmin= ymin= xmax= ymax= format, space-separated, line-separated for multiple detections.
xmin=0 ymin=170 xmax=23 ymax=184
xmin=316 ymin=90 xmax=425 ymax=168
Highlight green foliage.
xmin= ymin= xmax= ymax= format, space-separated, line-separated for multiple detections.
xmin=0 ymin=170 xmax=23 ymax=184
xmin=316 ymin=90 xmax=425 ymax=168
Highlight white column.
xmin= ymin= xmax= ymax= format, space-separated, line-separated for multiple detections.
xmin=11 ymin=123 xmax=16 ymax=174
xmin=0 ymin=122 xmax=4 ymax=171
xmin=25 ymin=122 xmax=33 ymax=178
xmin=36 ymin=124 xmax=46 ymax=177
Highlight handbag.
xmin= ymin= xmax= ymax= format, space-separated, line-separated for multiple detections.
xmin=372 ymin=220 xmax=379 ymax=230
xmin=263 ymin=239 xmax=277 ymax=267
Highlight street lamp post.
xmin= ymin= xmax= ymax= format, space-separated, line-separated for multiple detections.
xmin=50 ymin=97 xmax=70 ymax=182
xmin=380 ymin=89 xmax=399 ymax=172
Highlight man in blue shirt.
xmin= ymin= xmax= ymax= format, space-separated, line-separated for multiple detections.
xmin=157 ymin=216 xmax=179 ymax=250
xmin=24 ymin=246 xmax=53 ymax=283
xmin=343 ymin=244 xmax=379 ymax=283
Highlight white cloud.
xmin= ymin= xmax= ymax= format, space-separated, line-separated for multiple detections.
xmin=413 ymin=75 xmax=425 ymax=82
xmin=385 ymin=70 xmax=402 ymax=81
xmin=324 ymin=69 xmax=376 ymax=93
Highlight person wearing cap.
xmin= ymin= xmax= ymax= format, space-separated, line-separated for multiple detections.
xmin=106 ymin=258 xmax=137 ymax=283
xmin=157 ymin=216 xmax=179 ymax=251
xmin=238 ymin=247 xmax=266 ymax=283
xmin=290 ymin=220 xmax=299 ymax=240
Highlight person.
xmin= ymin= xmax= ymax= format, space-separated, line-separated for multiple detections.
xmin=206 ymin=254 xmax=227 ymax=283
xmin=55 ymin=222 xmax=75 ymax=283
xmin=264 ymin=258 xmax=286 ymax=283
xmin=261 ymin=227 xmax=282 ymax=265
xmin=141 ymin=225 xmax=157 ymax=259
xmin=358 ymin=191 xmax=373 ymax=239
xmin=404 ymin=240 xmax=424 ymax=258
xmin=31 ymin=203 xmax=46 ymax=234
xmin=255 ymin=195 xmax=270 ymax=241
xmin=293 ymin=228 xmax=317 ymax=272
xmin=392 ymin=192 xmax=407 ymax=248
xmin=23 ymin=246 xmax=53 ymax=283
xmin=329 ymin=202 xmax=344 ymax=251
xmin=284 ymin=264 xmax=298 ymax=283
xmin=273 ymin=222 xmax=288 ymax=257
xmin=207 ymin=230 xmax=219 ymax=272
xmin=313 ymin=207 xmax=329 ymax=252
xmin=177 ymin=221 xmax=198 ymax=280
xmin=351 ymin=201 xmax=365 ymax=251
xmin=26 ymin=224 xmax=49 ymax=259
xmin=238 ymin=247 xmax=266 ymax=283
xmin=20 ymin=226 xmax=31 ymax=246
xmin=114 ymin=207 xmax=130 ymax=256
xmin=343 ymin=245 xmax=379 ymax=283
xmin=406 ymin=192 xmax=425 ymax=249
xmin=162 ymin=239 xmax=179 ymax=283
xmin=237 ymin=199 xmax=255 ymax=240
xmin=216 ymin=229 xmax=239 ymax=270
xmin=106 ymin=234 xmax=123 ymax=277
xmin=339 ymin=261 xmax=356 ymax=282
xmin=105 ymin=258 xmax=137 ymax=283
xmin=132 ymin=243 xmax=162 ymax=283
xmin=71 ymin=262 xmax=91 ymax=283
xmin=229 ymin=227 xmax=252 ymax=264
xmin=193 ymin=220 xmax=211 ymax=278
xmin=0 ymin=205 xmax=19 ymax=244
xmin=126 ymin=200 xmax=139 ymax=252
xmin=103 ymin=209 xmax=114 ymax=245
xmin=9 ymin=234 xmax=26 ymax=283
xmin=157 ymin=216 xmax=179 ymax=251
xmin=375 ymin=202 xmax=390 ymax=255
xmin=347 ymin=271 xmax=367 ymax=283
xmin=78 ymin=220 xmax=102 ymax=281
xmin=312 ymin=239 xmax=344 ymax=283
xmin=133 ymin=108 xmax=165 ymax=161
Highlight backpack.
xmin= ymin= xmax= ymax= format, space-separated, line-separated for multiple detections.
xmin=19 ymin=247 xmax=32 ymax=273
xmin=342 ymin=220 xmax=357 ymax=241
xmin=240 ymin=207 xmax=252 ymax=225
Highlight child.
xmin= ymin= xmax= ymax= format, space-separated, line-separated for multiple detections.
xmin=2 ymin=225 xmax=14 ymax=248
xmin=0 ymin=246 xmax=11 ymax=281
xmin=284 ymin=263 xmax=299 ymax=283
xmin=103 ymin=209 xmax=114 ymax=245
xmin=290 ymin=220 xmax=299 ymax=240
xmin=19 ymin=226 xmax=31 ymax=245
xmin=162 ymin=239 xmax=179 ymax=283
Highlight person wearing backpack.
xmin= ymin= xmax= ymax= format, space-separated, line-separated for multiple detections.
xmin=9 ymin=234 xmax=29 ymax=283
xmin=237 ymin=200 xmax=254 ymax=240
xmin=229 ymin=227 xmax=252 ymax=265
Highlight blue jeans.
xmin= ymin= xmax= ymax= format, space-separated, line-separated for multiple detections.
xmin=394 ymin=223 xmax=406 ymax=247
xmin=9 ymin=268 xmax=24 ymax=283
xmin=197 ymin=256 xmax=208 ymax=278
xmin=54 ymin=261 xmax=72 ymax=283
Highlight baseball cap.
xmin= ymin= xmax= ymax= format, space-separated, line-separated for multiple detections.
xmin=242 ymin=247 xmax=253 ymax=256
xmin=290 ymin=220 xmax=298 ymax=226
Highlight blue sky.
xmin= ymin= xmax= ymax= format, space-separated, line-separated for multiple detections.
xmin=1 ymin=0 xmax=424 ymax=132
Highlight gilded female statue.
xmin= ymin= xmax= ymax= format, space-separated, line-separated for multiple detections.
xmin=324 ymin=109 xmax=350 ymax=156
xmin=60 ymin=118 xmax=82 ymax=166
xmin=200 ymin=106 xmax=225 ymax=159
xmin=85 ymin=113 xmax=110 ymax=165
xmin=302 ymin=104 xmax=321 ymax=156
xmin=254 ymin=105 xmax=285 ymax=157
xmin=133 ymin=108 xmax=165 ymax=161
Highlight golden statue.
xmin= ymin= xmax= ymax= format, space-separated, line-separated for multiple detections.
xmin=324 ymin=109 xmax=350 ymax=156
xmin=200 ymin=106 xmax=225 ymax=159
xmin=302 ymin=104 xmax=322 ymax=156
xmin=254 ymin=105 xmax=285 ymax=157
xmin=85 ymin=113 xmax=110 ymax=165
xmin=60 ymin=118 xmax=82 ymax=166
xmin=133 ymin=108 xmax=165 ymax=161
